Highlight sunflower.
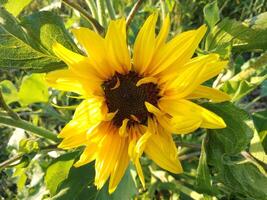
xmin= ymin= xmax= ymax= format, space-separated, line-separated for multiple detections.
xmin=46 ymin=13 xmax=230 ymax=193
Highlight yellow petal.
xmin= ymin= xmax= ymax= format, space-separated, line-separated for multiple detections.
xmin=109 ymin=139 xmax=130 ymax=193
xmin=148 ymin=25 xmax=207 ymax=77
xmin=155 ymin=14 xmax=170 ymax=48
xmin=73 ymin=98 xmax=105 ymax=124
xmin=186 ymin=85 xmax=231 ymax=102
xmin=171 ymin=115 xmax=202 ymax=134
xmin=159 ymin=99 xmax=226 ymax=129
xmin=144 ymin=126 xmax=183 ymax=174
xmin=119 ymin=118 xmax=129 ymax=137
xmin=72 ymin=28 xmax=114 ymax=79
xmin=58 ymin=132 xmax=87 ymax=149
xmin=46 ymin=69 xmax=86 ymax=94
xmin=74 ymin=144 xmax=97 ymax=167
xmin=128 ymin=139 xmax=145 ymax=188
xmin=163 ymin=54 xmax=227 ymax=99
xmin=105 ymin=18 xmax=131 ymax=74
xmin=136 ymin=76 xmax=158 ymax=87
xmin=52 ymin=42 xmax=85 ymax=66
xmin=133 ymin=13 xmax=158 ymax=75
xmin=95 ymin=131 xmax=122 ymax=190
xmin=52 ymin=42 xmax=103 ymax=82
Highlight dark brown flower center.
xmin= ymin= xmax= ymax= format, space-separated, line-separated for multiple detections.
xmin=102 ymin=71 xmax=160 ymax=127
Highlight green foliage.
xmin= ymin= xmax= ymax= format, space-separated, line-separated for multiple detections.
xmin=0 ymin=80 xmax=19 ymax=104
xmin=96 ymin=167 xmax=137 ymax=200
xmin=203 ymin=1 xmax=219 ymax=29
xmin=18 ymin=73 xmax=49 ymax=106
xmin=21 ymin=11 xmax=80 ymax=55
xmin=205 ymin=12 xmax=267 ymax=58
xmin=0 ymin=8 xmax=66 ymax=72
xmin=2 ymin=0 xmax=33 ymax=16
xmin=45 ymin=152 xmax=77 ymax=196
xmin=19 ymin=139 xmax=39 ymax=154
xmin=202 ymin=102 xmax=267 ymax=199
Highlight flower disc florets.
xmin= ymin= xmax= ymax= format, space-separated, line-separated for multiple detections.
xmin=102 ymin=71 xmax=160 ymax=127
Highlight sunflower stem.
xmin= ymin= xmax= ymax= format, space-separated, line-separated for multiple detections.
xmin=0 ymin=153 xmax=23 ymax=170
xmin=85 ymin=0 xmax=98 ymax=20
xmin=126 ymin=0 xmax=144 ymax=28
xmin=179 ymin=151 xmax=201 ymax=161
xmin=105 ymin=0 xmax=116 ymax=19
xmin=96 ymin=0 xmax=107 ymax=27
xmin=160 ymin=0 xmax=166 ymax=19
xmin=0 ymin=145 xmax=60 ymax=170
xmin=0 ymin=90 xmax=20 ymax=120
xmin=62 ymin=0 xmax=104 ymax=34
xmin=176 ymin=142 xmax=201 ymax=149
xmin=0 ymin=115 xmax=59 ymax=143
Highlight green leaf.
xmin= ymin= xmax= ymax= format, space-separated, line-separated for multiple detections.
xmin=195 ymin=139 xmax=213 ymax=194
xmin=217 ymin=163 xmax=267 ymax=199
xmin=249 ymin=126 xmax=267 ymax=165
xmin=0 ymin=8 xmax=66 ymax=72
xmin=3 ymin=0 xmax=33 ymax=16
xmin=18 ymin=74 xmax=49 ymax=106
xmin=205 ymin=14 xmax=267 ymax=58
xmin=203 ymin=1 xmax=219 ymax=29
xmin=96 ymin=167 xmax=137 ymax=200
xmin=52 ymin=162 xmax=95 ymax=200
xmin=203 ymin=102 xmax=267 ymax=199
xmin=261 ymin=80 xmax=267 ymax=97
xmin=45 ymin=152 xmax=78 ymax=196
xmin=0 ymin=80 xmax=19 ymax=104
xmin=252 ymin=110 xmax=267 ymax=133
xmin=203 ymin=102 xmax=253 ymax=157
xmin=21 ymin=11 xmax=80 ymax=55
xmin=220 ymin=52 xmax=267 ymax=102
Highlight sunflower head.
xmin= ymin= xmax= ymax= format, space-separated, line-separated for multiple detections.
xmin=46 ymin=13 xmax=230 ymax=193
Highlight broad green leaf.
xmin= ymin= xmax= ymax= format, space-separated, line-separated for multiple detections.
xmin=261 ymin=80 xmax=267 ymax=97
xmin=0 ymin=80 xmax=19 ymax=104
xmin=203 ymin=1 xmax=219 ymax=29
xmin=220 ymin=52 xmax=267 ymax=102
xmin=205 ymin=14 xmax=267 ymax=58
xmin=21 ymin=11 xmax=80 ymax=55
xmin=3 ymin=0 xmax=33 ymax=17
xmin=52 ymin=162 xmax=95 ymax=200
xmin=203 ymin=102 xmax=267 ymax=199
xmin=249 ymin=126 xmax=267 ymax=165
xmin=96 ymin=167 xmax=137 ymax=200
xmin=244 ymin=12 xmax=267 ymax=30
xmin=203 ymin=102 xmax=253 ymax=157
xmin=18 ymin=74 xmax=49 ymax=106
xmin=0 ymin=8 xmax=66 ymax=72
xmin=252 ymin=110 xmax=267 ymax=133
xmin=195 ymin=139 xmax=213 ymax=194
xmin=45 ymin=152 xmax=78 ymax=196
xmin=216 ymin=163 xmax=267 ymax=200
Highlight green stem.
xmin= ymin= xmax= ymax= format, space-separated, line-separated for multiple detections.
xmin=85 ymin=0 xmax=98 ymax=20
xmin=176 ymin=142 xmax=201 ymax=149
xmin=105 ymin=0 xmax=116 ymax=19
xmin=126 ymin=0 xmax=143 ymax=28
xmin=0 ymin=153 xmax=23 ymax=170
xmin=62 ymin=0 xmax=104 ymax=34
xmin=96 ymin=0 xmax=107 ymax=27
xmin=0 ymin=115 xmax=59 ymax=142
xmin=160 ymin=0 xmax=166 ymax=19
xmin=0 ymin=90 xmax=20 ymax=120
xmin=179 ymin=151 xmax=201 ymax=161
